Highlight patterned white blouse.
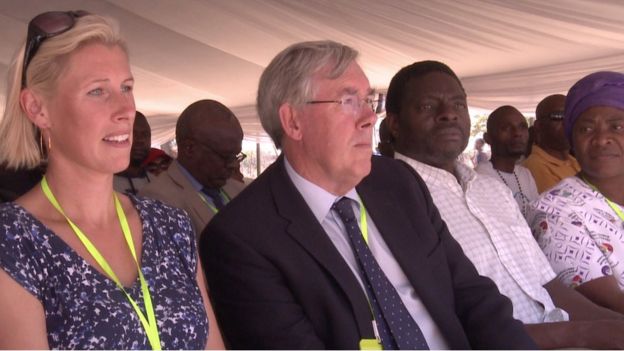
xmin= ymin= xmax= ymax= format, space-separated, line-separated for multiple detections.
xmin=528 ymin=176 xmax=624 ymax=289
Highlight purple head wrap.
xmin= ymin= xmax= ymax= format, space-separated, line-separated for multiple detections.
xmin=564 ymin=71 xmax=624 ymax=142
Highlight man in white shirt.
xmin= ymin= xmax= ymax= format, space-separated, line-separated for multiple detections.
xmin=476 ymin=105 xmax=539 ymax=217
xmin=385 ymin=60 xmax=624 ymax=349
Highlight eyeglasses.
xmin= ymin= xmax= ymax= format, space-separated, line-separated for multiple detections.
xmin=21 ymin=10 xmax=90 ymax=88
xmin=548 ymin=111 xmax=565 ymax=121
xmin=235 ymin=152 xmax=247 ymax=163
xmin=146 ymin=159 xmax=171 ymax=173
xmin=306 ymin=95 xmax=379 ymax=115
xmin=195 ymin=141 xmax=246 ymax=164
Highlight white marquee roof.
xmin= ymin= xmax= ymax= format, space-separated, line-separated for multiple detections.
xmin=2 ymin=0 xmax=624 ymax=145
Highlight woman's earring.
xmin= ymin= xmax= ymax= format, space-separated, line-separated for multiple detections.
xmin=39 ymin=129 xmax=44 ymax=154
xmin=39 ymin=128 xmax=51 ymax=159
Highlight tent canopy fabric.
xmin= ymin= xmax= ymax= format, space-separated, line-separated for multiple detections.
xmin=2 ymin=0 xmax=624 ymax=145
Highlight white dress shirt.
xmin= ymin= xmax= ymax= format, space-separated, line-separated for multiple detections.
xmin=284 ymin=158 xmax=448 ymax=349
xmin=475 ymin=161 xmax=539 ymax=217
xmin=396 ymin=152 xmax=567 ymax=324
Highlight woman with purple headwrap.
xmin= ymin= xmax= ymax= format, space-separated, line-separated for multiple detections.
xmin=528 ymin=71 xmax=624 ymax=314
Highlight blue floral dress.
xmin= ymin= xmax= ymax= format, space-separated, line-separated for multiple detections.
xmin=0 ymin=195 xmax=208 ymax=349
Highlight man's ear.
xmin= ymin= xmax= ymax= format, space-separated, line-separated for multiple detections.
xmin=178 ymin=139 xmax=194 ymax=160
xmin=385 ymin=112 xmax=400 ymax=140
xmin=20 ymin=89 xmax=51 ymax=129
xmin=278 ymin=103 xmax=303 ymax=141
xmin=483 ymin=132 xmax=491 ymax=145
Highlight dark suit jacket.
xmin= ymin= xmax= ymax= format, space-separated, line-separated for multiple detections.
xmin=200 ymin=155 xmax=536 ymax=349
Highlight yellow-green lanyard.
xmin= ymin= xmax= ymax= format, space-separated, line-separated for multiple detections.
xmin=582 ymin=176 xmax=624 ymax=222
xmin=197 ymin=190 xmax=228 ymax=214
xmin=41 ymin=177 xmax=161 ymax=350
xmin=355 ymin=200 xmax=382 ymax=350
xmin=359 ymin=202 xmax=369 ymax=244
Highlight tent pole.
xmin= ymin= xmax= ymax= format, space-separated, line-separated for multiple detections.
xmin=256 ymin=142 xmax=261 ymax=177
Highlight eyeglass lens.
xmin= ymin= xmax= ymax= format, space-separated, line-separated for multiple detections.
xmin=342 ymin=95 xmax=378 ymax=114
xmin=549 ymin=112 xmax=564 ymax=120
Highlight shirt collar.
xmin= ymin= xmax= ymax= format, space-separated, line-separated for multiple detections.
xmin=394 ymin=151 xmax=476 ymax=190
xmin=177 ymin=162 xmax=204 ymax=192
xmin=284 ymin=157 xmax=359 ymax=223
xmin=531 ymin=145 xmax=577 ymax=166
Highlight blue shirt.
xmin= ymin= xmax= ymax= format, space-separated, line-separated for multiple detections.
xmin=177 ymin=163 xmax=225 ymax=209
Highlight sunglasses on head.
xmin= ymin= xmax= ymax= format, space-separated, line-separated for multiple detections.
xmin=21 ymin=10 xmax=90 ymax=88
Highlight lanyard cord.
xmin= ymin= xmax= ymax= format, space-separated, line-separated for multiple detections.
xmin=359 ymin=201 xmax=369 ymax=244
xmin=197 ymin=189 xmax=229 ymax=214
xmin=582 ymin=176 xmax=624 ymax=222
xmin=349 ymin=200 xmax=381 ymax=346
xmin=41 ymin=177 xmax=161 ymax=350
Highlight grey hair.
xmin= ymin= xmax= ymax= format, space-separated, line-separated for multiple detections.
xmin=0 ymin=13 xmax=126 ymax=169
xmin=256 ymin=40 xmax=358 ymax=148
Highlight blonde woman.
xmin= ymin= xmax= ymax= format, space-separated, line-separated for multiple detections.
xmin=0 ymin=11 xmax=223 ymax=349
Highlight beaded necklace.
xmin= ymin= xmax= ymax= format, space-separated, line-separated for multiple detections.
xmin=494 ymin=167 xmax=530 ymax=216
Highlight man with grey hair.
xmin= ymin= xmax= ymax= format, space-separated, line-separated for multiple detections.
xmin=199 ymin=41 xmax=534 ymax=349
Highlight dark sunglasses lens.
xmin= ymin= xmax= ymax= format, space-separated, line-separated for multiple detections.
xmin=22 ymin=11 xmax=89 ymax=87
xmin=31 ymin=11 xmax=76 ymax=35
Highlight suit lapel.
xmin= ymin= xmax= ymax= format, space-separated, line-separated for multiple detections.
xmin=357 ymin=181 xmax=433 ymax=278
xmin=269 ymin=157 xmax=376 ymax=339
xmin=168 ymin=161 xmax=215 ymax=225
xmin=358 ymin=170 xmax=461 ymax=344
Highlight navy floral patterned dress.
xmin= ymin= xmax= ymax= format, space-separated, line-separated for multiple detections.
xmin=0 ymin=195 xmax=208 ymax=349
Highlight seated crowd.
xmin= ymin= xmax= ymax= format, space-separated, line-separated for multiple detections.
xmin=0 ymin=9 xmax=623 ymax=351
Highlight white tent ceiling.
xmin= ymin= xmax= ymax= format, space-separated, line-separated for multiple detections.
xmin=2 ymin=0 xmax=624 ymax=145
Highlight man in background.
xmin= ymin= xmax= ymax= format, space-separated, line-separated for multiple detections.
xmin=140 ymin=99 xmax=245 ymax=236
xmin=471 ymin=138 xmax=488 ymax=168
xmin=114 ymin=111 xmax=152 ymax=195
xmin=477 ymin=105 xmax=538 ymax=217
xmin=523 ymin=94 xmax=580 ymax=192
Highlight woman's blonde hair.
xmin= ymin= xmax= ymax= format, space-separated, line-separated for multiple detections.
xmin=0 ymin=13 xmax=127 ymax=170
